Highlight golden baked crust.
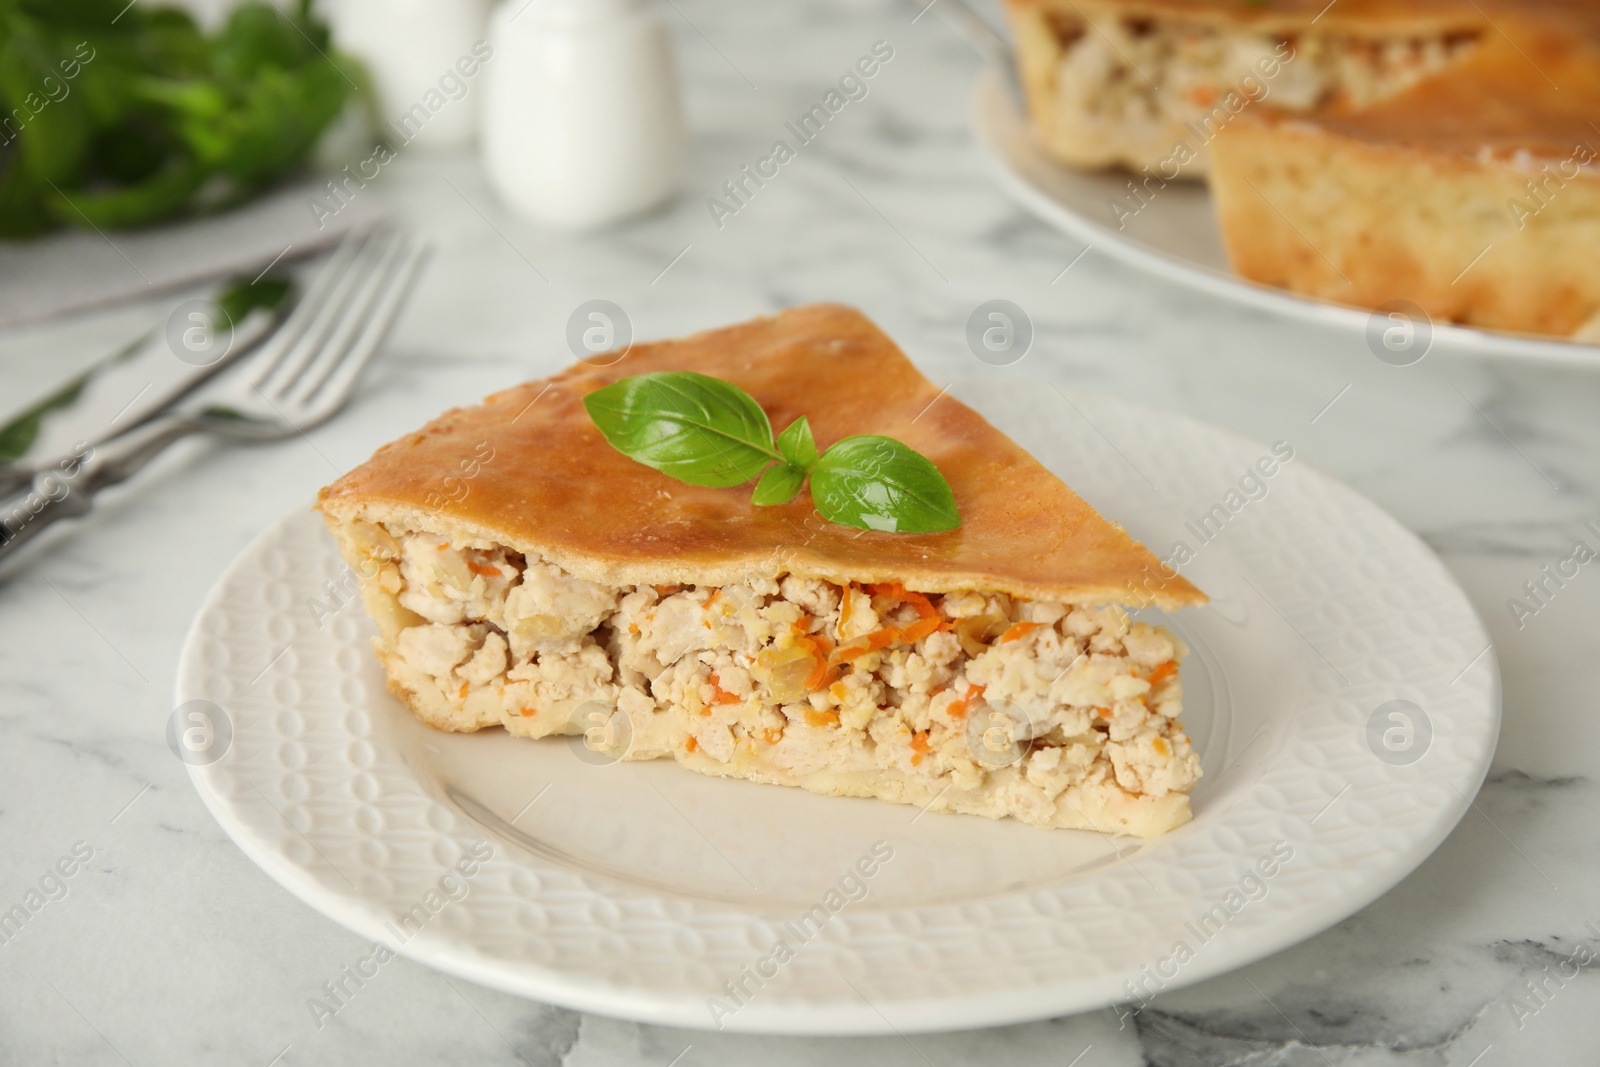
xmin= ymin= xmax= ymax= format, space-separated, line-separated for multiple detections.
xmin=1288 ymin=16 xmax=1600 ymax=160
xmin=319 ymin=304 xmax=1203 ymax=609
xmin=1210 ymin=123 xmax=1600 ymax=337
xmin=1209 ymin=25 xmax=1600 ymax=336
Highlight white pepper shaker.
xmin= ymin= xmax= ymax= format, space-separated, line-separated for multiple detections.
xmin=480 ymin=0 xmax=685 ymax=229
xmin=328 ymin=0 xmax=494 ymax=147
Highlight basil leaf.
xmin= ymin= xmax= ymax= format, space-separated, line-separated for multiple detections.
xmin=0 ymin=0 xmax=352 ymax=240
xmin=811 ymin=435 xmax=960 ymax=533
xmin=583 ymin=371 xmax=780 ymax=488
xmin=0 ymin=156 xmax=53 ymax=238
xmin=216 ymin=273 xmax=292 ymax=324
xmin=752 ymin=462 xmax=806 ymax=506
xmin=0 ymin=370 xmax=88 ymax=464
xmin=776 ymin=416 xmax=818 ymax=469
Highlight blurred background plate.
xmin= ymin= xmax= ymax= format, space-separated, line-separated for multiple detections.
xmin=972 ymin=70 xmax=1600 ymax=369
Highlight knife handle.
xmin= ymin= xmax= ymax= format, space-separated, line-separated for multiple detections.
xmin=0 ymin=467 xmax=31 ymax=498
xmin=0 ymin=417 xmax=201 ymax=570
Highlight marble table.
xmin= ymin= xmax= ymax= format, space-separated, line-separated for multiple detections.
xmin=2 ymin=1 xmax=1597 ymax=1063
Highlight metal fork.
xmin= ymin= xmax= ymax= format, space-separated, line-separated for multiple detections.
xmin=0 ymin=228 xmax=431 ymax=567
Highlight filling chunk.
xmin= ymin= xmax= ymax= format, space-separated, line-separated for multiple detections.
xmin=347 ymin=521 xmax=1202 ymax=830
xmin=1021 ymin=6 xmax=1480 ymax=175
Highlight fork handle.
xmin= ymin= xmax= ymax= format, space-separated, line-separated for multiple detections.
xmin=0 ymin=416 xmax=201 ymax=568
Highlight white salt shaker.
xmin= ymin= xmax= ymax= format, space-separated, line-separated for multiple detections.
xmin=328 ymin=0 xmax=494 ymax=147
xmin=480 ymin=0 xmax=685 ymax=229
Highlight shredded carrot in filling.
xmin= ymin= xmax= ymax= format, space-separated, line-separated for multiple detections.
xmin=708 ymin=675 xmax=741 ymax=706
xmin=1148 ymin=660 xmax=1178 ymax=686
xmin=466 ymin=561 xmax=501 ymax=578
xmin=457 ymin=682 xmax=469 ymax=699
xmin=776 ymin=586 xmax=957 ymax=695
xmin=761 ymin=727 xmax=784 ymax=744
xmin=804 ymin=664 xmax=839 ymax=692
xmin=518 ymin=706 xmax=537 ymax=717
xmin=806 ymin=709 xmax=841 ymax=728
xmin=1152 ymin=737 xmax=1170 ymax=756
xmin=909 ymin=729 xmax=931 ymax=766
xmin=654 ymin=584 xmax=683 ymax=596
xmin=787 ymin=611 xmax=836 ymax=690
xmin=944 ymin=684 xmax=984 ymax=719
xmin=1093 ymin=706 xmax=1112 ymax=719
xmin=866 ymin=582 xmax=951 ymax=636
xmin=896 ymin=616 xmax=942 ymax=643
xmin=831 ymin=626 xmax=898 ymax=664
xmin=684 ymin=736 xmax=698 ymax=753
xmin=872 ymin=582 xmax=938 ymax=622
xmin=865 ymin=581 xmax=895 ymax=603
xmin=998 ymin=621 xmax=1044 ymax=644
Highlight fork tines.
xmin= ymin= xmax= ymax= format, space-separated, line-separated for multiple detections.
xmin=248 ymin=227 xmax=432 ymax=417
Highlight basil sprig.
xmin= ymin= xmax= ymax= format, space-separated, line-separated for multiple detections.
xmin=582 ymin=371 xmax=960 ymax=533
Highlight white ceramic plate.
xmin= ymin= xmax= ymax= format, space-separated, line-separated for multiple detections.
xmin=176 ymin=380 xmax=1499 ymax=1035
xmin=972 ymin=71 xmax=1600 ymax=368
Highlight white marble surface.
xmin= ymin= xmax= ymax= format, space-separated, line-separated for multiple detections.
xmin=3 ymin=1 xmax=1599 ymax=1063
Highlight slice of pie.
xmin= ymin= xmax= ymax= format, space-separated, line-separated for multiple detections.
xmin=317 ymin=305 xmax=1207 ymax=836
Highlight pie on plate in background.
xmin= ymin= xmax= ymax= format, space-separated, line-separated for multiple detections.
xmin=1002 ymin=0 xmax=1600 ymax=341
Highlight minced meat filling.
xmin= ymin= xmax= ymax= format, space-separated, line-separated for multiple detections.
xmin=1043 ymin=13 xmax=1479 ymax=173
xmin=355 ymin=523 xmax=1202 ymax=807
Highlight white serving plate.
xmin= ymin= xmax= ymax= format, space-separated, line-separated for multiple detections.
xmin=972 ymin=71 xmax=1600 ymax=368
xmin=176 ymin=379 xmax=1499 ymax=1034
